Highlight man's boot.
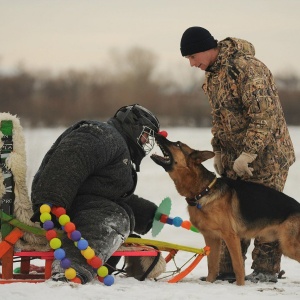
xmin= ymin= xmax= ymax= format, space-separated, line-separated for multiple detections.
xmin=245 ymin=239 xmax=282 ymax=283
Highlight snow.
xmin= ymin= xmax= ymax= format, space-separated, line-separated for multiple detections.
xmin=1 ymin=126 xmax=300 ymax=299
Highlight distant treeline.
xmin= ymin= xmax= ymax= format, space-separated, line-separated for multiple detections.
xmin=1 ymin=47 xmax=300 ymax=127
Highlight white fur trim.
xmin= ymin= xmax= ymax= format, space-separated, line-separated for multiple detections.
xmin=0 ymin=112 xmax=49 ymax=250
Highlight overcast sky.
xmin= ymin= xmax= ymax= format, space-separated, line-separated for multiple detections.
xmin=1 ymin=0 xmax=300 ymax=79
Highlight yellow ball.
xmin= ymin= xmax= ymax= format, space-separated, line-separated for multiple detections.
xmin=49 ymin=238 xmax=62 ymax=249
xmin=82 ymin=247 xmax=95 ymax=260
xmin=59 ymin=214 xmax=70 ymax=226
xmin=40 ymin=212 xmax=51 ymax=223
xmin=97 ymin=266 xmax=108 ymax=277
xmin=40 ymin=204 xmax=51 ymax=214
xmin=65 ymin=268 xmax=76 ymax=280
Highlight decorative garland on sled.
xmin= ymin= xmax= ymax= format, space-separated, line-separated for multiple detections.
xmin=39 ymin=204 xmax=114 ymax=286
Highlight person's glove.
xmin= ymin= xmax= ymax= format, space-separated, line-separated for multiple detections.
xmin=213 ymin=151 xmax=224 ymax=175
xmin=233 ymin=152 xmax=257 ymax=177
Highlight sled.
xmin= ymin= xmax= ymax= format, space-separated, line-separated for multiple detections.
xmin=0 ymin=115 xmax=209 ymax=284
xmin=0 ymin=211 xmax=209 ymax=284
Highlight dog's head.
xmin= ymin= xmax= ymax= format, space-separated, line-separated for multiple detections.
xmin=151 ymin=134 xmax=215 ymax=197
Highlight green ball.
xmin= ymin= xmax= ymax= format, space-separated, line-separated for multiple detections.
xmin=97 ymin=266 xmax=108 ymax=277
xmin=40 ymin=212 xmax=51 ymax=223
xmin=49 ymin=238 xmax=62 ymax=249
xmin=59 ymin=214 xmax=70 ymax=226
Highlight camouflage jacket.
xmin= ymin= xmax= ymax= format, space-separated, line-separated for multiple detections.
xmin=202 ymin=38 xmax=295 ymax=180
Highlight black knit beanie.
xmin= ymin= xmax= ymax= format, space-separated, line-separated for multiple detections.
xmin=180 ymin=26 xmax=217 ymax=56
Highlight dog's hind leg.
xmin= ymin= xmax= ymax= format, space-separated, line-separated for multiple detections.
xmin=279 ymin=215 xmax=300 ymax=263
xmin=203 ymin=235 xmax=222 ymax=283
xmin=223 ymin=234 xmax=245 ymax=285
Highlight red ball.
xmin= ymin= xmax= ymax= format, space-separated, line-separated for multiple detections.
xmin=70 ymin=277 xmax=82 ymax=284
xmin=46 ymin=229 xmax=57 ymax=241
xmin=160 ymin=214 xmax=168 ymax=224
xmin=89 ymin=256 xmax=102 ymax=269
xmin=53 ymin=207 xmax=66 ymax=218
xmin=51 ymin=206 xmax=58 ymax=215
xmin=158 ymin=130 xmax=168 ymax=138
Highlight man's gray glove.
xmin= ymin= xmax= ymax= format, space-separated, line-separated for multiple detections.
xmin=233 ymin=152 xmax=257 ymax=176
xmin=213 ymin=151 xmax=224 ymax=175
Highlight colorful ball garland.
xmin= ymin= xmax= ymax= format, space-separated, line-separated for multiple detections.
xmin=39 ymin=203 xmax=114 ymax=285
xmin=159 ymin=214 xmax=199 ymax=233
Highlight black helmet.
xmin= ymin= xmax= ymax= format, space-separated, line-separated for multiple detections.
xmin=114 ymin=104 xmax=160 ymax=171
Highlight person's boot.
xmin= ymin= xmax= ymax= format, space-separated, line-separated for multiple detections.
xmin=245 ymin=271 xmax=278 ymax=283
xmin=200 ymin=272 xmax=236 ymax=283
xmin=105 ymin=256 xmax=121 ymax=274
xmin=246 ymin=239 xmax=282 ymax=283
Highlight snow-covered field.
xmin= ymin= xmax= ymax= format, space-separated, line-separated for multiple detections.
xmin=1 ymin=126 xmax=300 ymax=299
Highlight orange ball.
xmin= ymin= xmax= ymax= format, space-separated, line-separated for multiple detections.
xmin=64 ymin=222 xmax=76 ymax=233
xmin=181 ymin=220 xmax=192 ymax=230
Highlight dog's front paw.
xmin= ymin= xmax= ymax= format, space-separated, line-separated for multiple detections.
xmin=206 ymin=273 xmax=217 ymax=283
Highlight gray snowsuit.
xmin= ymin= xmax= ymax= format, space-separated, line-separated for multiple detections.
xmin=31 ymin=119 xmax=157 ymax=282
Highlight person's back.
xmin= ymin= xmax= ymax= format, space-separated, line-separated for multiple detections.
xmin=201 ymin=37 xmax=295 ymax=188
xmin=31 ymin=104 xmax=162 ymax=284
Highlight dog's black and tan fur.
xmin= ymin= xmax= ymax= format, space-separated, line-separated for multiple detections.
xmin=151 ymin=134 xmax=300 ymax=285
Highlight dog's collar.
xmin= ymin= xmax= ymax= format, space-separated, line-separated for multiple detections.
xmin=185 ymin=176 xmax=218 ymax=208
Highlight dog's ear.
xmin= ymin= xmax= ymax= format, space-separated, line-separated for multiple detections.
xmin=189 ymin=150 xmax=215 ymax=164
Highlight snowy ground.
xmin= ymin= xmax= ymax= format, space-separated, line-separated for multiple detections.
xmin=1 ymin=126 xmax=300 ymax=299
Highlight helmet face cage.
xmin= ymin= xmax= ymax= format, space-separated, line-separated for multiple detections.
xmin=114 ymin=104 xmax=159 ymax=156
xmin=137 ymin=126 xmax=156 ymax=155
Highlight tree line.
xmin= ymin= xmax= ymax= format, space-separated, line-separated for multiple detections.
xmin=1 ymin=47 xmax=300 ymax=127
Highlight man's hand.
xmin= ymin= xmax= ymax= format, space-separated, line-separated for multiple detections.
xmin=213 ymin=151 xmax=224 ymax=175
xmin=233 ymin=152 xmax=257 ymax=176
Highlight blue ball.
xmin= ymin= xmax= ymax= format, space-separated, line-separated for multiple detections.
xmin=54 ymin=248 xmax=66 ymax=260
xmin=77 ymin=239 xmax=88 ymax=250
xmin=173 ymin=217 xmax=183 ymax=227
xmin=43 ymin=220 xmax=54 ymax=230
xmin=60 ymin=258 xmax=71 ymax=269
xmin=166 ymin=217 xmax=173 ymax=225
xmin=70 ymin=230 xmax=82 ymax=241
xmin=103 ymin=275 xmax=114 ymax=286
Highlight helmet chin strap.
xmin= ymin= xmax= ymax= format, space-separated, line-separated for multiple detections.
xmin=127 ymin=139 xmax=144 ymax=172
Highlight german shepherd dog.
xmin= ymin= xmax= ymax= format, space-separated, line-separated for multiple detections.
xmin=151 ymin=134 xmax=300 ymax=285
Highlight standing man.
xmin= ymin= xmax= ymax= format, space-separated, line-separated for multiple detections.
xmin=180 ymin=26 xmax=295 ymax=283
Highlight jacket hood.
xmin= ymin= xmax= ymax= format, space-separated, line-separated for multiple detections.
xmin=219 ymin=37 xmax=255 ymax=58
xmin=107 ymin=118 xmax=144 ymax=172
xmin=207 ymin=37 xmax=255 ymax=73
